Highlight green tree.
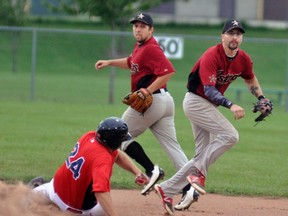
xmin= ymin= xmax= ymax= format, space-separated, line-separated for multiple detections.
xmin=45 ymin=0 xmax=172 ymax=29
xmin=0 ymin=0 xmax=28 ymax=74
xmin=44 ymin=0 xmax=173 ymax=103
xmin=0 ymin=0 xmax=28 ymax=26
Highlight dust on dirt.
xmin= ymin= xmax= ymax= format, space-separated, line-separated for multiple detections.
xmin=0 ymin=181 xmax=69 ymax=216
xmin=1 ymin=181 xmax=288 ymax=216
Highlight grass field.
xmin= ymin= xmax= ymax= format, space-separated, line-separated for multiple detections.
xmin=1 ymin=72 xmax=288 ymax=197
xmin=1 ymin=20 xmax=288 ymax=197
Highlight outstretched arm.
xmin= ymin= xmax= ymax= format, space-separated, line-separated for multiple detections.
xmin=95 ymin=58 xmax=129 ymax=70
xmin=244 ymin=76 xmax=264 ymax=99
xmin=94 ymin=192 xmax=118 ymax=216
xmin=93 ymin=151 xmax=141 ymax=216
xmin=245 ymin=76 xmax=273 ymax=123
xmin=115 ymin=151 xmax=142 ymax=176
xmin=204 ymin=85 xmax=245 ymax=120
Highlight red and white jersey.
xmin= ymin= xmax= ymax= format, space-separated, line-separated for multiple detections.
xmin=53 ymin=131 xmax=118 ymax=210
xmin=187 ymin=43 xmax=255 ymax=100
xmin=127 ymin=36 xmax=175 ymax=92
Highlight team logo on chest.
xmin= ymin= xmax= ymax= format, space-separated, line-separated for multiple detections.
xmin=209 ymin=74 xmax=216 ymax=83
xmin=216 ymin=70 xmax=239 ymax=84
xmin=131 ymin=62 xmax=139 ymax=74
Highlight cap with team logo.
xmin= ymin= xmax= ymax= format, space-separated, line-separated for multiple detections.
xmin=222 ymin=19 xmax=245 ymax=34
xmin=130 ymin=13 xmax=153 ymax=26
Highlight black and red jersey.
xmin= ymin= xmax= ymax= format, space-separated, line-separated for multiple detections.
xmin=127 ymin=36 xmax=175 ymax=92
xmin=187 ymin=43 xmax=255 ymax=100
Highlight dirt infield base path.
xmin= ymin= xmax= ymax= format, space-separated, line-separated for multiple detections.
xmin=1 ymin=182 xmax=288 ymax=216
xmin=112 ymin=189 xmax=288 ymax=216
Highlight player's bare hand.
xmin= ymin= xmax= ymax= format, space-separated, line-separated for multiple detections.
xmin=95 ymin=60 xmax=109 ymax=70
xmin=230 ymin=104 xmax=245 ymax=120
xmin=135 ymin=173 xmax=150 ymax=186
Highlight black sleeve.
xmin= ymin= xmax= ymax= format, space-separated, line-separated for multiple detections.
xmin=136 ymin=75 xmax=154 ymax=90
xmin=204 ymin=85 xmax=233 ymax=108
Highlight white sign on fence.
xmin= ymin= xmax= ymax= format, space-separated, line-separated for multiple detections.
xmin=155 ymin=36 xmax=183 ymax=59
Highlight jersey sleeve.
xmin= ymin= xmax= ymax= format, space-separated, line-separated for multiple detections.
xmin=146 ymin=45 xmax=175 ymax=76
xmin=198 ymin=50 xmax=218 ymax=86
xmin=91 ymin=151 xmax=117 ymax=193
xmin=127 ymin=55 xmax=132 ymax=69
xmin=240 ymin=51 xmax=255 ymax=80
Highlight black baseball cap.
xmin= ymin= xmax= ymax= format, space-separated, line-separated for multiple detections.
xmin=130 ymin=13 xmax=153 ymax=26
xmin=222 ymin=19 xmax=245 ymax=34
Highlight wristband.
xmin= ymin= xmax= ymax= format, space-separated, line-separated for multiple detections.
xmin=258 ymin=95 xmax=265 ymax=100
xmin=226 ymin=101 xmax=233 ymax=108
xmin=224 ymin=100 xmax=233 ymax=109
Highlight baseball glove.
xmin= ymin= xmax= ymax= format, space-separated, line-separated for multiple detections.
xmin=252 ymin=98 xmax=273 ymax=123
xmin=135 ymin=173 xmax=150 ymax=186
xmin=122 ymin=88 xmax=153 ymax=115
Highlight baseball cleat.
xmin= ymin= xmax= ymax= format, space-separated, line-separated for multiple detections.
xmin=174 ymin=187 xmax=199 ymax=211
xmin=154 ymin=184 xmax=174 ymax=216
xmin=28 ymin=176 xmax=46 ymax=189
xmin=141 ymin=165 xmax=165 ymax=195
xmin=187 ymin=168 xmax=206 ymax=195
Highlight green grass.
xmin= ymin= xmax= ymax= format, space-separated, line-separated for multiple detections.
xmin=1 ymin=21 xmax=288 ymax=88
xmin=207 ymin=106 xmax=288 ymax=196
xmin=1 ymin=20 xmax=288 ymax=197
xmin=1 ymin=72 xmax=288 ymax=197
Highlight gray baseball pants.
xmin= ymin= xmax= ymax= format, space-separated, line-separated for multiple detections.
xmin=161 ymin=92 xmax=239 ymax=197
xmin=121 ymin=89 xmax=188 ymax=171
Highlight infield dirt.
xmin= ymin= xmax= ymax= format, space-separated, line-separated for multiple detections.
xmin=1 ymin=181 xmax=288 ymax=216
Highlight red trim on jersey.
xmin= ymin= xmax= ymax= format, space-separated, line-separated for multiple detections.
xmin=127 ymin=36 xmax=175 ymax=92
xmin=53 ymin=131 xmax=118 ymax=209
xmin=187 ymin=43 xmax=254 ymax=100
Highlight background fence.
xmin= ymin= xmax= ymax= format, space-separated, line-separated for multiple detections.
xmin=1 ymin=26 xmax=288 ymax=111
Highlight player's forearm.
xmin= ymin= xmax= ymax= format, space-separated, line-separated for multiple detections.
xmin=147 ymin=72 xmax=174 ymax=93
xmin=244 ymin=77 xmax=264 ymax=99
xmin=108 ymin=58 xmax=129 ymax=69
xmin=95 ymin=192 xmax=118 ymax=216
xmin=116 ymin=151 xmax=141 ymax=175
xmin=203 ymin=85 xmax=233 ymax=108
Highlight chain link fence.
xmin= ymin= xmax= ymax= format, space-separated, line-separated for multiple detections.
xmin=1 ymin=26 xmax=288 ymax=110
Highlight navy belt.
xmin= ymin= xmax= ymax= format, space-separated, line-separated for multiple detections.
xmin=153 ymin=88 xmax=167 ymax=94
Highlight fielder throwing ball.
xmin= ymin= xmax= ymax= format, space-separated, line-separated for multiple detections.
xmin=154 ymin=19 xmax=273 ymax=215
xmin=95 ymin=13 xmax=189 ymax=195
